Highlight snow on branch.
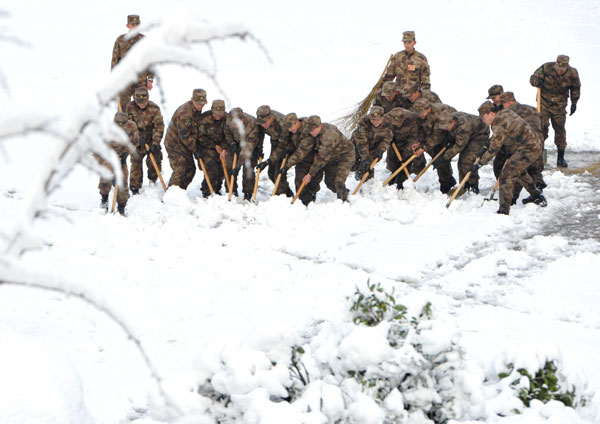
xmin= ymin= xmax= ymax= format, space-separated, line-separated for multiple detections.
xmin=2 ymin=15 xmax=262 ymax=257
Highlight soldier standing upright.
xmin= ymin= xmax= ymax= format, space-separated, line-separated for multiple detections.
xmin=165 ymin=89 xmax=206 ymax=190
xmin=111 ymin=14 xmax=154 ymax=111
xmin=383 ymin=31 xmax=431 ymax=92
xmin=530 ymin=55 xmax=581 ymax=167
xmin=126 ymin=87 xmax=164 ymax=194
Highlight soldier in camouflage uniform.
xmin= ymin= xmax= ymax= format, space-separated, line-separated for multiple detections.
xmin=94 ymin=112 xmax=139 ymax=215
xmin=351 ymin=106 xmax=393 ymax=181
xmin=224 ymin=107 xmax=265 ymax=200
xmin=437 ymin=111 xmax=490 ymax=193
xmin=383 ymin=107 xmax=424 ymax=189
xmin=126 ymin=87 xmax=164 ymax=193
xmin=111 ymin=15 xmax=154 ymax=111
xmin=280 ymin=113 xmax=322 ymax=206
xmin=165 ymin=89 xmax=207 ymax=190
xmin=530 ymin=54 xmax=581 ymax=167
xmin=485 ymin=84 xmax=510 ymax=180
xmin=405 ymin=82 xmax=441 ymax=113
xmin=373 ymin=81 xmax=409 ymax=112
xmin=383 ymin=31 xmax=431 ymax=92
xmin=284 ymin=116 xmax=354 ymax=202
xmin=194 ymin=100 xmax=228 ymax=197
xmin=500 ymin=91 xmax=546 ymax=193
xmin=411 ymin=98 xmax=457 ymax=193
xmin=476 ymin=101 xmax=547 ymax=215
xmin=255 ymin=105 xmax=293 ymax=197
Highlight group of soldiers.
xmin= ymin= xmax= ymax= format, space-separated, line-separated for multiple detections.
xmin=99 ymin=16 xmax=581 ymax=216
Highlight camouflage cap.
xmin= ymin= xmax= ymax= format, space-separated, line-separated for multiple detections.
xmin=556 ymin=54 xmax=570 ymax=68
xmin=412 ymin=98 xmax=431 ymax=114
xmin=369 ymin=106 xmax=385 ymax=120
xmin=381 ymin=81 xmax=399 ymax=96
xmin=486 ymin=84 xmax=504 ymax=99
xmin=283 ymin=112 xmax=298 ymax=130
xmin=306 ymin=115 xmax=322 ymax=131
xmin=434 ymin=111 xmax=455 ymax=129
xmin=134 ymin=87 xmax=149 ymax=102
xmin=402 ymin=31 xmax=415 ymax=42
xmin=229 ymin=107 xmax=244 ymax=120
xmin=478 ymin=101 xmax=497 ymax=117
xmin=256 ymin=105 xmax=272 ymax=124
xmin=211 ymin=99 xmax=226 ymax=116
xmin=127 ymin=15 xmax=140 ymax=25
xmin=114 ymin=112 xmax=128 ymax=125
xmin=192 ymin=89 xmax=207 ymax=105
xmin=499 ymin=91 xmax=516 ymax=103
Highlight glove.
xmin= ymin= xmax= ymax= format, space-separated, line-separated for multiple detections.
xmin=150 ymin=144 xmax=161 ymax=156
xmin=530 ymin=75 xmax=543 ymax=88
xmin=570 ymin=104 xmax=577 ymax=116
xmin=361 ymin=160 xmax=371 ymax=174
xmin=257 ymin=159 xmax=270 ymax=171
xmin=120 ymin=152 xmax=129 ymax=165
xmin=193 ymin=148 xmax=202 ymax=160
xmin=230 ymin=143 xmax=240 ymax=156
xmin=477 ymin=145 xmax=488 ymax=157
xmin=279 ymin=165 xmax=289 ymax=177
xmin=471 ymin=163 xmax=483 ymax=173
xmin=374 ymin=150 xmax=384 ymax=161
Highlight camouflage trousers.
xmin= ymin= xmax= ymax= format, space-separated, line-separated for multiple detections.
xmin=498 ymin=147 xmax=542 ymax=212
xmin=295 ymin=160 xmax=323 ymax=205
xmin=385 ymin=141 xmax=426 ymax=188
xmin=130 ymin=146 xmax=163 ymax=190
xmin=267 ymin=156 xmax=291 ymax=196
xmin=197 ymin=147 xmax=225 ymax=197
xmin=95 ymin=154 xmax=129 ymax=206
xmin=225 ymin=148 xmax=261 ymax=197
xmin=166 ymin=142 xmax=196 ymax=190
xmin=456 ymin=134 xmax=488 ymax=186
xmin=323 ymin=148 xmax=355 ymax=201
xmin=494 ymin=143 xmax=545 ymax=196
xmin=540 ymin=106 xmax=567 ymax=151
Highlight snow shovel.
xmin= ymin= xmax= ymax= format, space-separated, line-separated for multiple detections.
xmin=110 ymin=185 xmax=118 ymax=213
xmin=352 ymin=157 xmax=379 ymax=195
xmin=382 ymin=154 xmax=416 ymax=186
xmin=145 ymin=143 xmax=167 ymax=191
xmin=485 ymin=178 xmax=500 ymax=201
xmin=252 ymin=156 xmax=263 ymax=202
xmin=197 ymin=157 xmax=214 ymax=195
xmin=271 ymin=156 xmax=288 ymax=196
xmin=228 ymin=153 xmax=238 ymax=201
xmin=220 ymin=154 xmax=232 ymax=193
xmin=413 ymin=147 xmax=447 ymax=183
xmin=392 ymin=143 xmax=411 ymax=179
xmin=292 ymin=180 xmax=307 ymax=204
xmin=446 ymin=157 xmax=482 ymax=208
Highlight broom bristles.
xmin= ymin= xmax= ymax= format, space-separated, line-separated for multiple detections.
xmin=562 ymin=160 xmax=600 ymax=175
xmin=334 ymin=88 xmax=379 ymax=136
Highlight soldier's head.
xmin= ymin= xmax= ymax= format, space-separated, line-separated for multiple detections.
xmin=191 ymin=89 xmax=207 ymax=111
xmin=126 ymin=15 xmax=140 ymax=30
xmin=229 ymin=107 xmax=245 ymax=128
xmin=134 ymin=87 xmax=149 ymax=108
xmin=435 ymin=111 xmax=456 ymax=132
xmin=478 ymin=101 xmax=498 ymax=126
xmin=307 ymin=115 xmax=322 ymax=137
xmin=114 ymin=112 xmax=128 ymax=126
xmin=412 ymin=98 xmax=431 ymax=119
xmin=256 ymin=105 xmax=274 ymax=129
xmin=402 ymin=30 xmax=416 ymax=53
xmin=486 ymin=84 xmax=504 ymax=106
xmin=499 ymin=91 xmax=516 ymax=109
xmin=555 ymin=54 xmax=570 ymax=76
xmin=211 ymin=99 xmax=226 ymax=120
xmin=368 ymin=106 xmax=385 ymax=127
xmin=381 ymin=81 xmax=400 ymax=100
xmin=283 ymin=113 xmax=301 ymax=133
xmin=406 ymin=82 xmax=422 ymax=103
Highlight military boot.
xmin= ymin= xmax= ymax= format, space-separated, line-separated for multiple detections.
xmin=440 ymin=176 xmax=457 ymax=194
xmin=557 ymin=150 xmax=568 ymax=168
xmin=523 ymin=192 xmax=547 ymax=207
xmin=301 ymin=192 xmax=317 ymax=206
xmin=465 ymin=183 xmax=479 ymax=194
xmin=243 ymin=192 xmax=252 ymax=201
xmin=285 ymin=187 xmax=294 ymax=198
xmin=496 ymin=207 xmax=509 ymax=215
xmin=131 ymin=188 xmax=140 ymax=195
xmin=117 ymin=203 xmax=126 ymax=216
xmin=100 ymin=194 xmax=109 ymax=211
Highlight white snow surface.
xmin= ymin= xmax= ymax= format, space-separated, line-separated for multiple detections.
xmin=1 ymin=0 xmax=600 ymax=423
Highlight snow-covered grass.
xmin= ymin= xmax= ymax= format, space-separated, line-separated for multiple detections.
xmin=1 ymin=0 xmax=600 ymax=423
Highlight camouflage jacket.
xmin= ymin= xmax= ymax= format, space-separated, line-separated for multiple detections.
xmin=373 ymin=92 xmax=410 ymax=113
xmin=224 ymin=112 xmax=265 ymax=163
xmin=111 ymin=32 xmax=153 ymax=85
xmin=286 ymin=119 xmax=317 ymax=168
xmin=530 ymin=62 xmax=580 ymax=110
xmin=351 ymin=115 xmax=393 ymax=161
xmin=480 ymin=110 xmax=541 ymax=165
xmin=126 ymin=100 xmax=164 ymax=151
xmin=508 ymin=102 xmax=543 ymax=135
xmin=407 ymin=90 xmax=441 ymax=113
xmin=164 ymin=101 xmax=203 ymax=153
xmin=383 ymin=50 xmax=431 ymax=90
xmin=419 ymin=103 xmax=457 ymax=151
xmin=384 ymin=107 xmax=420 ymax=147
xmin=197 ymin=111 xmax=227 ymax=151
xmin=443 ymin=112 xmax=490 ymax=160
xmin=108 ymin=120 xmax=139 ymax=157
xmin=262 ymin=110 xmax=286 ymax=148
xmin=307 ymin=124 xmax=353 ymax=176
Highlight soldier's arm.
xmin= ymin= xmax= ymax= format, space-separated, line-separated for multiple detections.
xmin=376 ymin=128 xmax=393 ymax=156
xmin=268 ymin=137 xmax=288 ymax=163
xmin=152 ymin=108 xmax=165 ymax=145
xmin=352 ymin=124 xmax=369 ymax=161
xmin=530 ymin=65 xmax=545 ymax=88
xmin=480 ymin=130 xmax=504 ymax=165
xmin=569 ymin=68 xmax=581 ymax=105
xmin=419 ymin=56 xmax=431 ymax=90
xmin=286 ymin=136 xmax=315 ymax=168
xmin=308 ymin=135 xmax=336 ymax=176
xmin=382 ymin=55 xmax=397 ymax=82
xmin=111 ymin=38 xmax=120 ymax=69
xmin=444 ymin=127 xmax=469 ymax=160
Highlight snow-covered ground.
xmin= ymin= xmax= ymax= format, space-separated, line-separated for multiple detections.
xmin=1 ymin=0 xmax=600 ymax=423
